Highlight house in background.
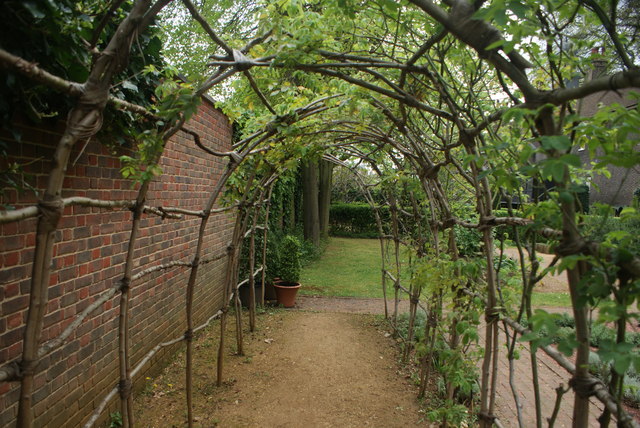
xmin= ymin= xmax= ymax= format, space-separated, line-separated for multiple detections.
xmin=576 ymin=53 xmax=640 ymax=207
xmin=508 ymin=53 xmax=639 ymax=211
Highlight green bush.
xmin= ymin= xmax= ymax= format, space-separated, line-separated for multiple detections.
xmin=493 ymin=208 xmax=528 ymax=242
xmin=624 ymin=377 xmax=640 ymax=407
xmin=588 ymin=351 xmax=611 ymax=381
xmin=590 ymin=323 xmax=617 ymax=348
xmin=454 ymin=224 xmax=482 ymax=257
xmin=329 ymin=203 xmax=389 ymax=238
xmin=576 ymin=184 xmax=590 ymax=214
xmin=265 ymin=232 xmax=282 ymax=283
xmin=396 ymin=311 xmax=427 ymax=343
xmin=238 ymin=228 xmax=283 ymax=284
xmin=628 ymin=331 xmax=640 ymax=347
xmin=555 ymin=312 xmax=576 ymax=328
xmin=278 ymin=235 xmax=301 ymax=283
xmin=582 ymin=211 xmax=640 ymax=254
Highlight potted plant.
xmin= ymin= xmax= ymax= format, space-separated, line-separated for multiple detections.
xmin=273 ymin=235 xmax=301 ymax=307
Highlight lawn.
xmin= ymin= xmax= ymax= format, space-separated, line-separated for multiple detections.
xmin=531 ymin=292 xmax=572 ymax=308
xmin=301 ymin=237 xmax=572 ymax=308
xmin=300 ymin=237 xmax=391 ymax=298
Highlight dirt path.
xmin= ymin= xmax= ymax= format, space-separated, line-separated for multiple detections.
xmin=136 ymin=295 xmax=629 ymax=427
xmin=135 ymin=309 xmax=424 ymax=427
xmin=297 ymin=296 xmax=615 ymax=427
xmin=297 ymin=296 xmax=604 ymax=426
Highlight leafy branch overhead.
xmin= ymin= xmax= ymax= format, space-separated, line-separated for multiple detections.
xmin=2 ymin=1 xmax=640 ymax=428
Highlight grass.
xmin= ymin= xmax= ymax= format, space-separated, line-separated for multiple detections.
xmin=301 ymin=237 xmax=572 ymax=308
xmin=300 ymin=237 xmax=393 ymax=298
xmin=531 ymin=291 xmax=572 ymax=307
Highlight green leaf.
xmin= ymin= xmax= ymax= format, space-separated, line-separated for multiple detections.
xmin=559 ymin=191 xmax=574 ymax=203
xmin=23 ymin=1 xmax=45 ymax=19
xmin=559 ymin=154 xmax=581 ymax=168
xmin=633 ymin=355 xmax=640 ymax=374
xmin=485 ymin=39 xmax=506 ymax=50
xmin=122 ymin=80 xmax=139 ymax=92
xmin=614 ymin=354 xmax=631 ymax=375
xmin=557 ymin=334 xmax=578 ymax=356
xmin=540 ymin=135 xmax=571 ymax=152
xmin=542 ymin=160 xmax=566 ymax=182
xmin=597 ymin=339 xmax=617 ymax=362
xmin=519 ymin=332 xmax=539 ymax=342
xmin=608 ymin=230 xmax=631 ymax=241
xmin=508 ymin=1 xmax=528 ymax=19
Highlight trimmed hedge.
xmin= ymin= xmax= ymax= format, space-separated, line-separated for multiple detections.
xmin=329 ymin=202 xmax=389 ymax=238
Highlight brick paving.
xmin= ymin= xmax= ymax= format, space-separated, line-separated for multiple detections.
xmin=295 ymin=296 xmax=609 ymax=427
xmin=477 ymin=323 xmax=603 ymax=427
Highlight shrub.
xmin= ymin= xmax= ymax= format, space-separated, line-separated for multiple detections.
xmin=590 ymin=323 xmax=617 ymax=348
xmin=265 ymin=232 xmax=282 ymax=283
xmin=553 ymin=326 xmax=576 ymax=344
xmin=396 ymin=311 xmax=427 ymax=343
xmin=555 ymin=312 xmax=575 ymax=328
xmin=454 ymin=224 xmax=482 ymax=257
xmin=582 ymin=211 xmax=640 ymax=254
xmin=298 ymin=236 xmax=323 ymax=264
xmin=278 ymin=235 xmax=301 ymax=283
xmin=588 ymin=351 xmax=611 ymax=381
xmin=576 ymin=184 xmax=590 ymax=214
xmin=624 ymin=377 xmax=640 ymax=407
xmin=238 ymin=228 xmax=282 ymax=284
xmin=628 ymin=332 xmax=640 ymax=347
xmin=329 ymin=203 xmax=389 ymax=238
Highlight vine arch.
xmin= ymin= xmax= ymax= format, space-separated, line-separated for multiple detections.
xmin=1 ymin=0 xmax=640 ymax=427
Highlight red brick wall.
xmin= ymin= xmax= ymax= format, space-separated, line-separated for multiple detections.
xmin=0 ymin=97 xmax=235 ymax=427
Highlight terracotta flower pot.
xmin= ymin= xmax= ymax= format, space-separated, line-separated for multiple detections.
xmin=273 ymin=281 xmax=301 ymax=308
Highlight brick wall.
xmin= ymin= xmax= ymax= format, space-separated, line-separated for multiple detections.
xmin=0 ymin=97 xmax=235 ymax=427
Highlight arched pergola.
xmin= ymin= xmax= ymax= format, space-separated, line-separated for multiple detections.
xmin=1 ymin=1 xmax=640 ymax=427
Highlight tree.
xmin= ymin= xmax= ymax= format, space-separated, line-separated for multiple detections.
xmin=318 ymin=159 xmax=333 ymax=238
xmin=302 ymin=159 xmax=320 ymax=245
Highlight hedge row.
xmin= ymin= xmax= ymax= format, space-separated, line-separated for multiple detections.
xmin=329 ymin=203 xmax=390 ymax=238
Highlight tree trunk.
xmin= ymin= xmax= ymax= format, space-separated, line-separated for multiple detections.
xmin=318 ymin=159 xmax=333 ymax=239
xmin=302 ymin=161 xmax=320 ymax=246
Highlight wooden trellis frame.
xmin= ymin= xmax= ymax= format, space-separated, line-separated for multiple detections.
xmin=0 ymin=23 xmax=334 ymax=425
xmin=2 ymin=2 xmax=640 ymax=428
xmin=320 ymin=120 xmax=640 ymax=428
